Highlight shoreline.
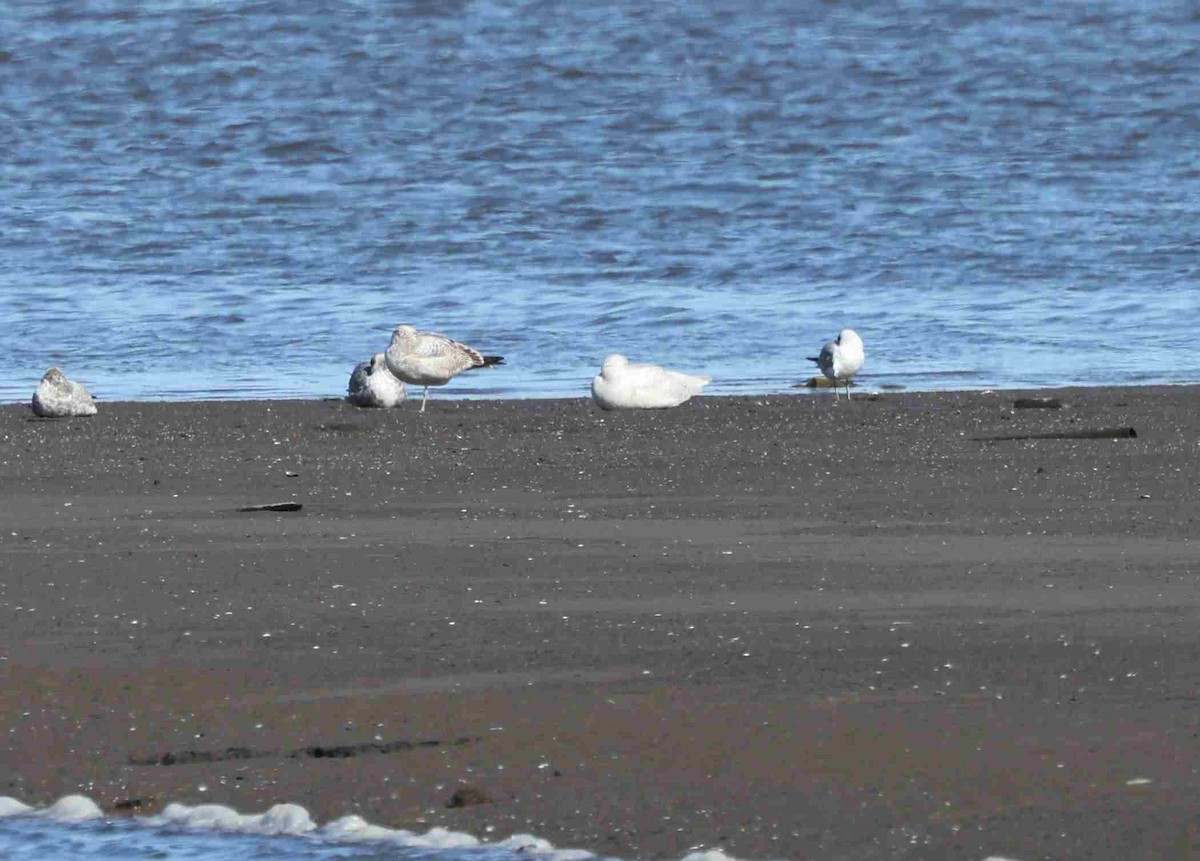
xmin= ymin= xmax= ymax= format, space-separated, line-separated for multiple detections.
xmin=6 ymin=377 xmax=1200 ymax=409
xmin=3 ymin=386 xmax=1200 ymax=860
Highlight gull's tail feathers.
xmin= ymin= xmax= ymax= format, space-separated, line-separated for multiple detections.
xmin=462 ymin=355 xmax=505 ymax=372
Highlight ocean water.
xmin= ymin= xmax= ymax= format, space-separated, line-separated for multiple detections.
xmin=0 ymin=796 xmax=602 ymax=861
xmin=0 ymin=795 xmax=1022 ymax=861
xmin=0 ymin=796 xmax=610 ymax=861
xmin=1 ymin=0 xmax=1199 ymax=402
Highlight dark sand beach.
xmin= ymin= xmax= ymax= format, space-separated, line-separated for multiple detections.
xmin=2 ymin=388 xmax=1199 ymax=860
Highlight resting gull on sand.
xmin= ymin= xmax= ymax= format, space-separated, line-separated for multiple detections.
xmin=31 ymin=367 xmax=97 ymax=417
xmin=808 ymin=328 xmax=864 ymax=401
xmin=347 ymin=353 xmax=408 ymax=409
xmin=384 ymin=324 xmax=504 ymax=412
xmin=591 ymin=354 xmax=711 ymax=410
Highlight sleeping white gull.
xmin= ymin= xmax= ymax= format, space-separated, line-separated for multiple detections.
xmin=808 ymin=328 xmax=864 ymax=401
xmin=31 ymin=367 xmax=97 ymax=417
xmin=591 ymin=354 xmax=711 ymax=410
xmin=347 ymin=353 xmax=408 ymax=408
xmin=384 ymin=324 xmax=504 ymax=412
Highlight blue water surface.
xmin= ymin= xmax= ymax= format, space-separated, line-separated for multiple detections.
xmin=1 ymin=0 xmax=1197 ymax=402
xmin=0 ymin=816 xmax=554 ymax=861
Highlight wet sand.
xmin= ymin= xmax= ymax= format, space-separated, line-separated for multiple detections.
xmin=2 ymin=388 xmax=1199 ymax=860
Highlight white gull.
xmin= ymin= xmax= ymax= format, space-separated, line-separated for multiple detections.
xmin=347 ymin=353 xmax=407 ymax=408
xmin=591 ymin=354 xmax=711 ymax=410
xmin=808 ymin=328 xmax=864 ymax=400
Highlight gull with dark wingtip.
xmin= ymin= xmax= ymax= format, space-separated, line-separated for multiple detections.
xmin=808 ymin=328 xmax=864 ymax=401
xmin=346 ymin=353 xmax=407 ymax=409
xmin=384 ymin=324 xmax=504 ymax=412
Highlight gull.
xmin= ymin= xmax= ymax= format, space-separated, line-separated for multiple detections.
xmin=591 ymin=354 xmax=711 ymax=410
xmin=347 ymin=353 xmax=407 ymax=408
xmin=31 ymin=367 xmax=97 ymax=417
xmin=808 ymin=328 xmax=864 ymax=401
xmin=384 ymin=324 xmax=504 ymax=412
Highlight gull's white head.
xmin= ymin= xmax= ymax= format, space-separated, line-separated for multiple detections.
xmin=836 ymin=329 xmax=862 ymax=349
xmin=600 ymin=354 xmax=628 ymax=376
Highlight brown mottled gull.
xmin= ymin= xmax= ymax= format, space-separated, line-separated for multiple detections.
xmin=383 ymin=324 xmax=504 ymax=412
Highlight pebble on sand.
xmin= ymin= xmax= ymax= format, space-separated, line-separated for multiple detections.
xmin=445 ymin=785 xmax=491 ymax=808
xmin=31 ymin=367 xmax=97 ymax=418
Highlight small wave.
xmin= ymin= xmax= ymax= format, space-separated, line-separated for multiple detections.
xmin=553 ymin=66 xmax=604 ymax=81
xmin=184 ymin=313 xmax=247 ymax=324
xmin=262 ymin=140 xmax=348 ymax=163
xmin=459 ymin=146 xmax=533 ymax=163
xmin=0 ymin=795 xmax=762 ymax=861
xmin=254 ymin=192 xmax=335 ymax=206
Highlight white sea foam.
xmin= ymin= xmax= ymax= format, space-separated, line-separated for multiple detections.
xmin=33 ymin=794 xmax=103 ymax=822
xmin=682 ymin=850 xmax=742 ymax=861
xmin=150 ymin=801 xmax=316 ymax=835
xmin=318 ymin=817 xmax=594 ymax=859
xmin=318 ymin=813 xmax=401 ymax=841
xmin=0 ymin=798 xmax=32 ymax=817
xmin=316 ymin=816 xmax=481 ymax=849
xmin=500 ymin=834 xmax=596 ymax=859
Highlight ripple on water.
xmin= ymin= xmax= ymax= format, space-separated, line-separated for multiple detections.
xmin=2 ymin=0 xmax=1200 ymax=401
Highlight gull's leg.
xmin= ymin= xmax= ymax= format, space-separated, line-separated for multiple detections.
xmin=846 ymin=381 xmax=852 ymax=401
xmin=833 ymin=379 xmax=840 ymax=402
xmin=420 ymin=386 xmax=429 ymax=412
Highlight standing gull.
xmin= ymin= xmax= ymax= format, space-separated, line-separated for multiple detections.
xmin=808 ymin=329 xmax=864 ymax=401
xmin=347 ymin=353 xmax=408 ymax=408
xmin=384 ymin=324 xmax=504 ymax=412
xmin=591 ymin=354 xmax=711 ymax=410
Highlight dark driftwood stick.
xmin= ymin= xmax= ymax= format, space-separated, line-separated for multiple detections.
xmin=975 ymin=427 xmax=1137 ymax=442
xmin=1013 ymin=397 xmax=1063 ymax=409
xmin=238 ymin=502 xmax=304 ymax=512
